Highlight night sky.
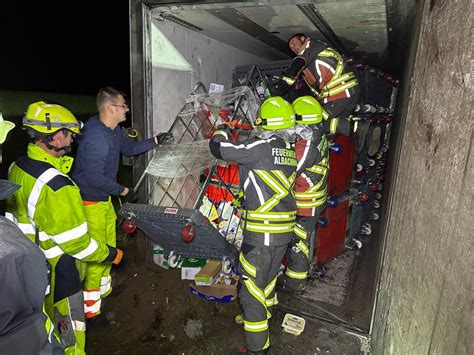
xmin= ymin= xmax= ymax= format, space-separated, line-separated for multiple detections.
xmin=1 ymin=1 xmax=130 ymax=96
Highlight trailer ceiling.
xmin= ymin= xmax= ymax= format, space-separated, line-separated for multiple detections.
xmin=150 ymin=0 xmax=416 ymax=73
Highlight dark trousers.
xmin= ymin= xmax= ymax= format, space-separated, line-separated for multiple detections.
xmin=238 ymin=243 xmax=288 ymax=352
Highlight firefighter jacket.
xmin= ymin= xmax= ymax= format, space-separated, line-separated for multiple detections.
xmin=6 ymin=144 xmax=117 ymax=267
xmin=294 ymin=125 xmax=329 ymax=217
xmin=284 ymin=39 xmax=359 ymax=114
xmin=209 ymin=129 xmax=297 ymax=247
xmin=72 ymin=115 xmax=157 ymax=202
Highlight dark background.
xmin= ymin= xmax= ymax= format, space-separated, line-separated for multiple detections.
xmin=0 ymin=1 xmax=130 ymax=96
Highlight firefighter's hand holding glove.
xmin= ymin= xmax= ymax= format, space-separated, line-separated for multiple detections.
xmin=121 ymin=187 xmax=137 ymax=203
xmin=156 ymin=132 xmax=174 ymax=145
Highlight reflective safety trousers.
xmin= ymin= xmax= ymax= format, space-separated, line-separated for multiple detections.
xmin=238 ymin=243 xmax=288 ymax=352
xmin=210 ymin=131 xmax=297 ymax=247
xmin=283 ymin=216 xmax=319 ymax=291
xmin=83 ymin=199 xmax=117 ymax=318
xmin=294 ymin=126 xmax=329 ymax=217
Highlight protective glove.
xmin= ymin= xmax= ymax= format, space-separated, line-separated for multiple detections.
xmin=112 ymin=249 xmax=124 ymax=265
xmin=281 ymin=75 xmax=296 ymax=86
xmin=156 ymin=132 xmax=174 ymax=145
xmin=122 ymin=189 xmax=138 ymax=203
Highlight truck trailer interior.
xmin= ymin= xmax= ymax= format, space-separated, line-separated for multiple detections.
xmin=129 ymin=1 xmax=472 ymax=353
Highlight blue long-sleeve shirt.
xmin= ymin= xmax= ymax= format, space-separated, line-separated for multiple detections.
xmin=72 ymin=115 xmax=157 ymax=201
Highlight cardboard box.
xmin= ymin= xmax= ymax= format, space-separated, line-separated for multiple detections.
xmin=189 ymin=276 xmax=239 ymax=303
xmin=194 ymin=260 xmax=222 ymax=286
xmin=181 ymin=258 xmax=206 ymax=280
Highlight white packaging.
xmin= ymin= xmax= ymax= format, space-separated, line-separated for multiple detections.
xmin=152 ymin=244 xmax=169 ymax=269
xmin=281 ymin=313 xmax=306 ymax=336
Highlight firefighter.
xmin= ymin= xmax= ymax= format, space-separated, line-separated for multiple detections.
xmin=280 ymin=96 xmax=329 ymax=293
xmin=209 ymin=97 xmax=297 ymax=354
xmin=6 ymin=101 xmax=123 ymax=354
xmin=0 ymin=117 xmax=57 ymax=354
xmin=281 ymin=33 xmax=360 ymax=136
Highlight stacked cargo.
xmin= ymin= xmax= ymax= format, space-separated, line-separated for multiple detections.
xmin=233 ymin=59 xmax=398 ymax=273
xmin=119 ymin=85 xmax=259 ymax=301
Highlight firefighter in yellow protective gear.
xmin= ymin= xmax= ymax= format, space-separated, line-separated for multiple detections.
xmin=280 ymin=96 xmax=329 ymax=293
xmin=210 ymin=97 xmax=297 ymax=354
xmin=6 ymin=102 xmax=123 ymax=354
xmin=282 ymin=33 xmax=360 ymax=136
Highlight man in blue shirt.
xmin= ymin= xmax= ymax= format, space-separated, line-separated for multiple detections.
xmin=72 ymin=87 xmax=172 ymax=322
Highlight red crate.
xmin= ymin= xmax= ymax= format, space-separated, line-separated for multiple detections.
xmin=327 ymin=135 xmax=355 ymax=196
xmin=315 ymin=200 xmax=350 ymax=266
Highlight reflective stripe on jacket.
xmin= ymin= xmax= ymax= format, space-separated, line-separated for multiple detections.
xmin=6 ymin=144 xmax=114 ymax=264
xmin=209 ymin=131 xmax=297 ymax=247
xmin=293 ymin=125 xmax=329 ymax=217
xmin=285 ymin=39 xmax=359 ymax=104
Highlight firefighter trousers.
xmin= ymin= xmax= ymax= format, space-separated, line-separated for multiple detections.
xmin=45 ymin=255 xmax=86 ymax=355
xmin=322 ymin=86 xmax=361 ymax=136
xmin=238 ymin=243 xmax=288 ymax=352
xmin=283 ymin=216 xmax=319 ymax=292
xmin=82 ymin=199 xmax=116 ymax=318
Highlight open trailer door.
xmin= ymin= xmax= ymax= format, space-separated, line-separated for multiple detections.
xmin=128 ymin=0 xmax=398 ymax=350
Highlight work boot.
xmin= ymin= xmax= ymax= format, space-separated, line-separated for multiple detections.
xmin=307 ymin=263 xmax=326 ymax=280
xmin=231 ymin=345 xmax=269 ymax=355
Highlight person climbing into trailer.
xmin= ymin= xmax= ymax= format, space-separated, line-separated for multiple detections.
xmin=280 ymin=33 xmax=360 ymax=136
xmin=5 ymin=101 xmax=124 ymax=354
xmin=71 ymin=87 xmax=173 ymax=324
xmin=279 ymin=96 xmax=329 ymax=293
xmin=209 ymin=96 xmax=297 ymax=355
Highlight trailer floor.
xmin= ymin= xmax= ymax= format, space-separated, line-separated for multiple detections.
xmin=86 ymin=229 xmax=373 ymax=355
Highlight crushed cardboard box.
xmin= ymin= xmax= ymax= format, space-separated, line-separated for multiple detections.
xmin=189 ymin=274 xmax=239 ymax=303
